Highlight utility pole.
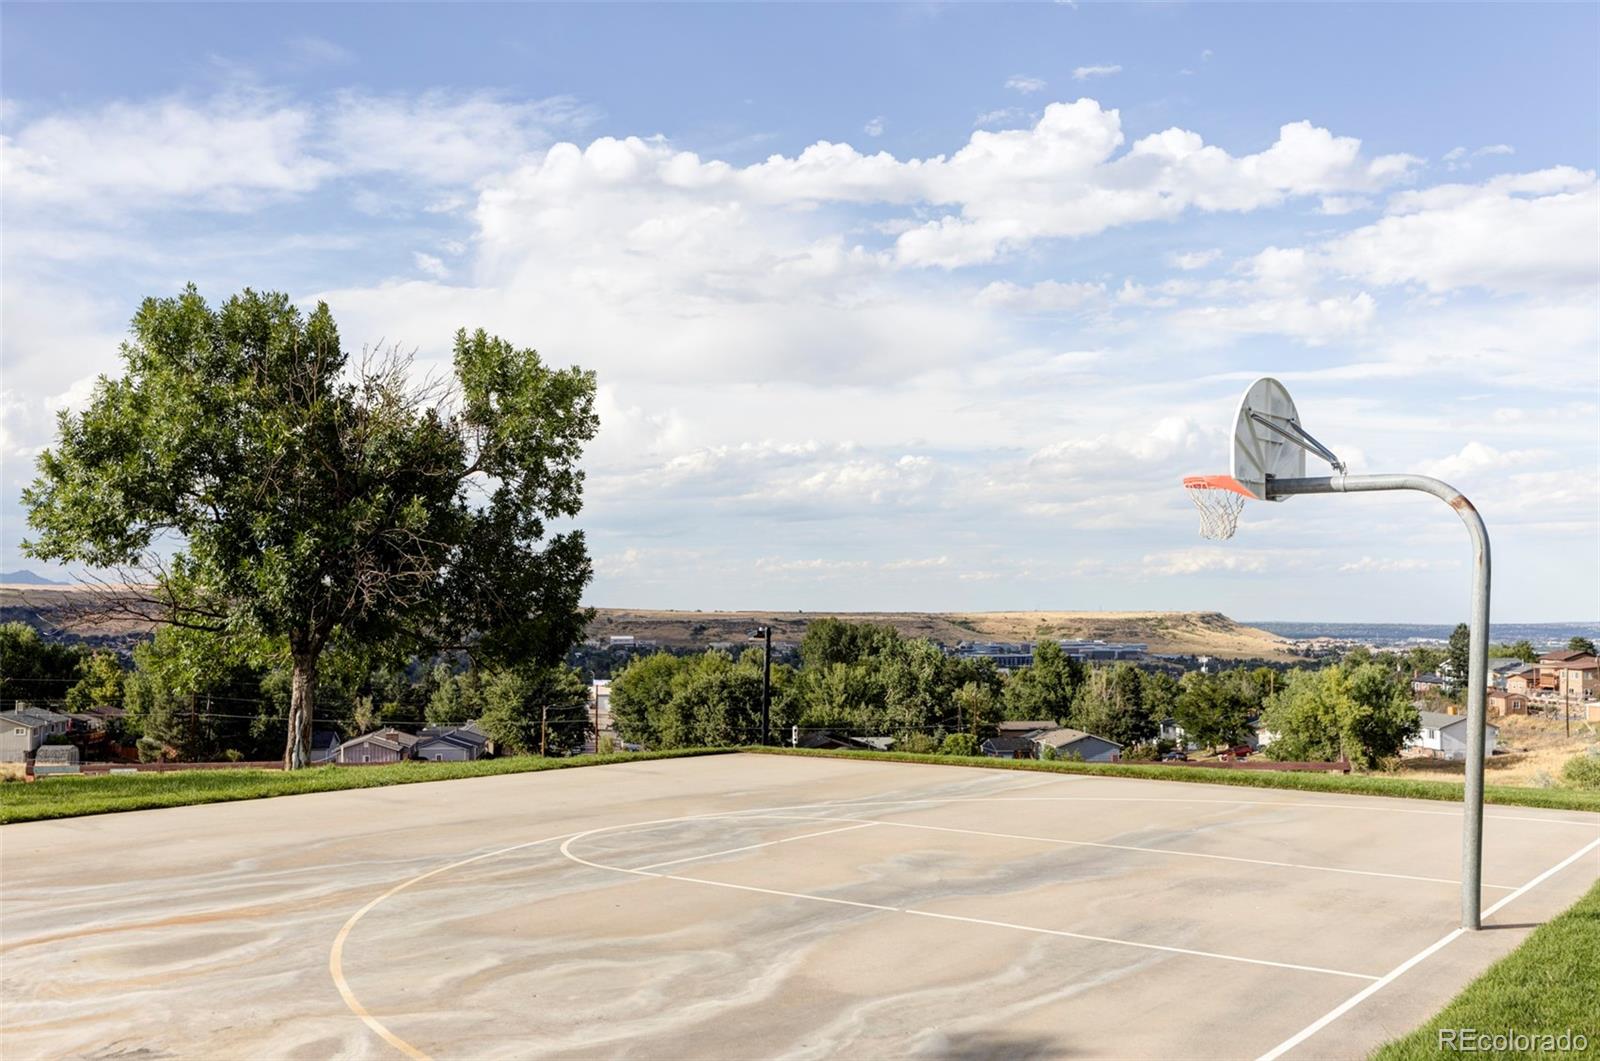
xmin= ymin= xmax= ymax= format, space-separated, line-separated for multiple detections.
xmin=540 ymin=702 xmax=549 ymax=757
xmin=761 ymin=626 xmax=772 ymax=746
xmin=750 ymin=626 xmax=772 ymax=746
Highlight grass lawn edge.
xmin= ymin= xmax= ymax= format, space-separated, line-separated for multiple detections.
xmin=740 ymin=746 xmax=1600 ymax=814
xmin=0 ymin=748 xmax=736 ymax=825
xmin=1371 ymin=877 xmax=1600 ymax=1059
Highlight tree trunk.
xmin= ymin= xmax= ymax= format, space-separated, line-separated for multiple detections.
xmin=285 ymin=654 xmax=318 ymax=769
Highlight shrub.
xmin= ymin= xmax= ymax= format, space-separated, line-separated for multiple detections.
xmin=940 ymin=733 xmax=979 ymax=757
xmin=1560 ymin=751 xmax=1600 ymax=791
xmin=597 ymin=735 xmax=617 ymax=755
xmin=898 ymin=733 xmax=939 ymax=754
xmin=1039 ymin=744 xmax=1058 ymax=761
xmin=1123 ymin=742 xmax=1161 ymax=761
xmin=223 ymin=749 xmax=244 ymax=762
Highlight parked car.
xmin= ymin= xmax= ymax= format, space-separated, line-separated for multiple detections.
xmin=1161 ymin=751 xmax=1188 ymax=762
xmin=1224 ymin=744 xmax=1252 ymax=759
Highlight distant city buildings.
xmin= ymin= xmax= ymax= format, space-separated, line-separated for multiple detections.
xmin=950 ymin=640 xmax=1147 ymax=669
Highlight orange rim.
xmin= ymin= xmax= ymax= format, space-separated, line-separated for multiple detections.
xmin=1182 ymin=474 xmax=1255 ymax=498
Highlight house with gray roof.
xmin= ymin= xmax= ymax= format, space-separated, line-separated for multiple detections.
xmin=1408 ymin=710 xmax=1499 ymax=761
xmin=1 ymin=708 xmax=73 ymax=762
xmin=336 ymin=727 xmax=420 ymax=764
xmin=415 ymin=724 xmax=491 ymax=761
xmin=1030 ymin=727 xmax=1123 ymax=763
xmin=980 ymin=735 xmax=1037 ymax=759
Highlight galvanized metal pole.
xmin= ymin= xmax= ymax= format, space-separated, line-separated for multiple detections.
xmin=761 ymin=626 xmax=773 ymax=747
xmin=1269 ymin=474 xmax=1490 ymax=930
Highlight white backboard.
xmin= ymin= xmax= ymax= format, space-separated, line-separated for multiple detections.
xmin=1231 ymin=377 xmax=1304 ymax=500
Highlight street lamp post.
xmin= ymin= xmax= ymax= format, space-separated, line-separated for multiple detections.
xmin=750 ymin=626 xmax=772 ymax=746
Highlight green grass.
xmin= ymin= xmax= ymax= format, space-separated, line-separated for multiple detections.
xmin=8 ymin=743 xmax=1599 ymax=826
xmin=0 ymin=749 xmax=734 ymax=825
xmin=742 ymin=747 xmax=1600 ymax=814
xmin=1373 ymin=878 xmax=1600 ymax=1059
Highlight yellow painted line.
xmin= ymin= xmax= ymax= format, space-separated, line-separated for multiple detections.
xmin=329 ymin=831 xmax=581 ymax=1061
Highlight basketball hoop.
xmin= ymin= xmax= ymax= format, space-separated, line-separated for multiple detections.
xmin=1183 ymin=475 xmax=1252 ymax=540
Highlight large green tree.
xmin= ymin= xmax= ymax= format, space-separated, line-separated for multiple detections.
xmin=1258 ymin=664 xmax=1418 ymax=768
xmin=1172 ymin=672 xmax=1252 ymax=752
xmin=1446 ymin=623 xmax=1472 ymax=694
xmin=479 ymin=663 xmax=590 ymax=755
xmin=1001 ymin=641 xmax=1085 ymax=724
xmin=1070 ymin=663 xmax=1157 ymax=747
xmin=0 ymin=622 xmax=83 ymax=706
xmin=23 ymin=287 xmax=598 ymax=766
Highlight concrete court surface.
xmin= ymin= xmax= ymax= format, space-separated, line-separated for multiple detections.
xmin=1 ymin=755 xmax=1596 ymax=1061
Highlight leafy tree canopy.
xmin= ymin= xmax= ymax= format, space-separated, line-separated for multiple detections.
xmin=0 ymin=622 xmax=83 ymax=706
xmin=1569 ymin=636 xmax=1597 ymax=656
xmin=64 ymin=651 xmax=125 ymax=713
xmin=1173 ymin=673 xmax=1252 ymax=752
xmin=1002 ymin=641 xmax=1085 ymax=724
xmin=1259 ymin=664 xmax=1418 ymax=768
xmin=479 ymin=663 xmax=590 ymax=755
xmin=23 ymin=287 xmax=597 ymax=766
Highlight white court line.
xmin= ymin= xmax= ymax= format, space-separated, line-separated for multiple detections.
xmin=755 ymin=794 xmax=1599 ymax=826
xmin=904 ymin=909 xmax=1377 ymax=981
xmin=331 ymin=794 xmax=1596 ymax=1061
xmin=870 ymin=818 xmax=1518 ymax=890
xmin=635 ymin=822 xmax=880 ymax=872
xmin=560 ymin=817 xmax=1382 ymax=982
xmin=1254 ymin=832 xmax=1600 ymax=1061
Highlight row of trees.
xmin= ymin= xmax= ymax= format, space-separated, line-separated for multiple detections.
xmin=609 ymin=618 xmax=1284 ymax=755
xmin=604 ymin=617 xmax=1421 ymax=767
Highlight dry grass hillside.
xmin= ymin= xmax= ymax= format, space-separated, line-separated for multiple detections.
xmin=587 ymin=608 xmax=1293 ymax=660
xmin=1391 ymin=714 xmax=1600 ymax=788
xmin=1 ymin=584 xmax=1294 ymax=660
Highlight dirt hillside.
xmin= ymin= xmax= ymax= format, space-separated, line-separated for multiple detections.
xmin=2 ymin=584 xmax=1293 ymax=661
xmin=586 ymin=608 xmax=1292 ymax=660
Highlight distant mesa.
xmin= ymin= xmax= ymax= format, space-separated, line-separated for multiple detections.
xmin=0 ymin=569 xmax=64 ymax=586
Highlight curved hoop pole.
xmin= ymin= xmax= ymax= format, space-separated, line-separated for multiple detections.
xmin=1269 ymin=474 xmax=1490 ymax=931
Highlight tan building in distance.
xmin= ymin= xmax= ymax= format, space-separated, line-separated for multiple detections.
xmin=1486 ymin=689 xmax=1527 ymax=717
xmin=1538 ymin=651 xmax=1599 ymax=702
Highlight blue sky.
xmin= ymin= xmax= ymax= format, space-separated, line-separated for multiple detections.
xmin=3 ymin=3 xmax=1597 ymax=621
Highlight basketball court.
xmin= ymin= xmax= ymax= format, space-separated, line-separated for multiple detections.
xmin=2 ymin=754 xmax=1596 ymax=1059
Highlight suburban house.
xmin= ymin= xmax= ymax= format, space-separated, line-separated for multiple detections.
xmin=1 ymin=707 xmax=73 ymax=762
xmin=309 ymin=730 xmax=342 ymax=764
xmin=980 ymin=736 xmax=1037 ymax=759
xmin=1411 ymin=673 xmax=1447 ymax=695
xmin=75 ymin=705 xmax=126 ymax=732
xmin=794 ymin=731 xmax=894 ymax=751
xmin=995 ymin=720 xmax=1055 ymax=738
xmin=1485 ymin=658 xmax=1529 ymax=688
xmin=1486 ymin=689 xmax=1529 ymax=718
xmin=1408 ymin=710 xmax=1499 ymax=761
xmin=336 ymin=727 xmax=420 ymax=764
xmin=1249 ymin=719 xmax=1278 ymax=751
xmin=1031 ymin=727 xmax=1122 ymax=762
xmin=1537 ymin=651 xmax=1598 ymax=702
xmin=1504 ymin=666 xmax=1541 ymax=697
xmin=414 ymin=724 xmax=490 ymax=761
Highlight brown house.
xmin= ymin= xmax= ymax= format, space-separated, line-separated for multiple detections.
xmin=1504 ymin=667 xmax=1540 ymax=697
xmin=1486 ymin=689 xmax=1528 ymax=717
xmin=1537 ymin=652 xmax=1599 ymax=701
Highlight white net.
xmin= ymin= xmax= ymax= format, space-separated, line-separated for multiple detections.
xmin=1185 ymin=481 xmax=1246 ymax=540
